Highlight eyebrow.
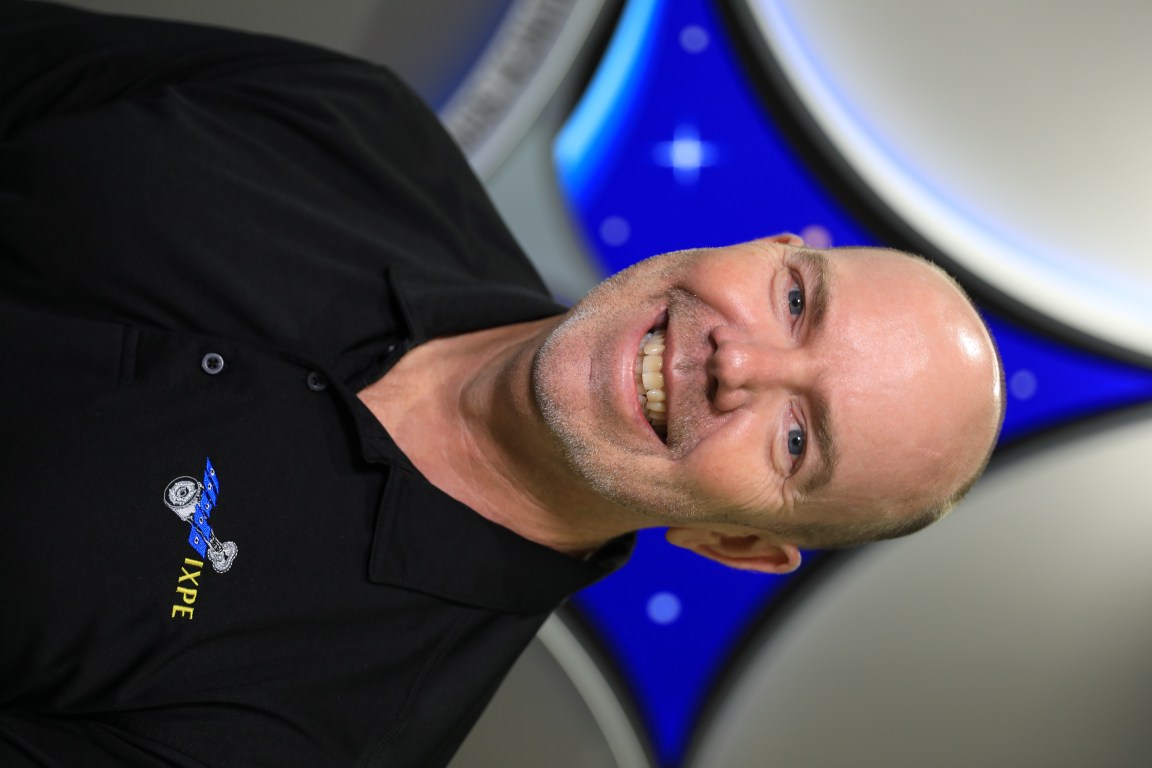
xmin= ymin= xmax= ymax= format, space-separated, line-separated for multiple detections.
xmin=798 ymin=389 xmax=838 ymax=498
xmin=791 ymin=249 xmax=838 ymax=498
xmin=793 ymin=248 xmax=830 ymax=333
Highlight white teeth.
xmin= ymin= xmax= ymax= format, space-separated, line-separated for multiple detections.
xmin=635 ymin=329 xmax=667 ymax=436
xmin=641 ymin=370 xmax=664 ymax=390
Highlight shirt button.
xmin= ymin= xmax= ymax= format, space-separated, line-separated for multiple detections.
xmin=201 ymin=353 xmax=225 ymax=375
xmin=306 ymin=371 xmax=328 ymax=392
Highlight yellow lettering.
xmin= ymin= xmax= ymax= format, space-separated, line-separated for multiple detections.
xmin=172 ymin=557 xmax=206 ymax=620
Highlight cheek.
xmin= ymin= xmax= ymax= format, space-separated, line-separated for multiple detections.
xmin=678 ymin=419 xmax=782 ymax=513
xmin=680 ymin=257 xmax=769 ymax=323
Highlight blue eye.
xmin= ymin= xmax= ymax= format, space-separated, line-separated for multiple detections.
xmin=788 ymin=286 xmax=804 ymax=317
xmin=787 ymin=427 xmax=806 ymax=457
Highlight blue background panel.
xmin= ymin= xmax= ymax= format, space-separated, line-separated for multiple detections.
xmin=559 ymin=1 xmax=1152 ymax=764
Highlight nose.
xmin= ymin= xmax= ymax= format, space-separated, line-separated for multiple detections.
xmin=708 ymin=325 xmax=811 ymax=412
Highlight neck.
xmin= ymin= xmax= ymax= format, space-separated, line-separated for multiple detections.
xmin=358 ymin=318 xmax=633 ymax=556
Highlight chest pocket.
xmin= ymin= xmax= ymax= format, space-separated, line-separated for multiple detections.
xmin=0 ymin=299 xmax=136 ymax=388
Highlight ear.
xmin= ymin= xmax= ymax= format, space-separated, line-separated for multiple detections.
xmin=760 ymin=232 xmax=805 ymax=247
xmin=665 ymin=526 xmax=802 ymax=575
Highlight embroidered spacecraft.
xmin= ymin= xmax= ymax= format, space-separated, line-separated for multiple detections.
xmin=163 ymin=458 xmax=238 ymax=574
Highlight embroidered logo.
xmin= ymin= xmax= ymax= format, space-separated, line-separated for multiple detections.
xmin=163 ymin=458 xmax=238 ymax=574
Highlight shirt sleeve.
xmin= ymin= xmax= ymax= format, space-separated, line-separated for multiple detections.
xmin=0 ymin=0 xmax=347 ymax=138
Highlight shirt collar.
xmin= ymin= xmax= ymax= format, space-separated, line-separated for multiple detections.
xmin=388 ymin=262 xmax=565 ymax=343
xmin=339 ymin=371 xmax=632 ymax=614
xmin=333 ymin=263 xmax=627 ymax=611
xmin=366 ymin=463 xmax=633 ymax=613
xmin=334 ymin=263 xmax=565 ymax=393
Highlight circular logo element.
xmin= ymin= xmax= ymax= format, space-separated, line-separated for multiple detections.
xmin=163 ymin=476 xmax=202 ymax=521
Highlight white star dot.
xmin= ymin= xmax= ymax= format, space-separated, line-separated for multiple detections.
xmin=652 ymin=125 xmax=718 ymax=184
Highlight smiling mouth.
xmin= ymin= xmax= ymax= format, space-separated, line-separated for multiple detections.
xmin=635 ymin=328 xmax=668 ymax=441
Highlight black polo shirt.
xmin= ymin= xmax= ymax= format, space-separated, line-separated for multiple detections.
xmin=0 ymin=3 xmax=631 ymax=766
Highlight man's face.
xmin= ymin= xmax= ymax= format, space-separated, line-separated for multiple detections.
xmin=531 ymin=236 xmax=1001 ymax=540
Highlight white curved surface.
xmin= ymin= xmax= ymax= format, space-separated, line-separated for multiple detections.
xmin=439 ymin=0 xmax=612 ymax=179
xmin=451 ymin=614 xmax=652 ymax=768
xmin=687 ymin=412 xmax=1152 ymax=767
xmin=744 ymin=0 xmax=1152 ymax=358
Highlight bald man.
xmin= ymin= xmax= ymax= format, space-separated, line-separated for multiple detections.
xmin=369 ymin=234 xmax=1004 ymax=575
xmin=0 ymin=2 xmax=1002 ymax=766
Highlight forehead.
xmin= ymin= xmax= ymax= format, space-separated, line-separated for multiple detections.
xmin=798 ymin=248 xmax=978 ymax=517
xmin=815 ymin=247 xmax=961 ymax=335
xmin=783 ymin=245 xmax=952 ymax=328
xmin=809 ymin=245 xmax=937 ymax=287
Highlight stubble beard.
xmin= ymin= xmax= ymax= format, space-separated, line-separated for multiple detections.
xmin=529 ymin=258 xmax=722 ymax=525
xmin=531 ymin=303 xmax=648 ymax=513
